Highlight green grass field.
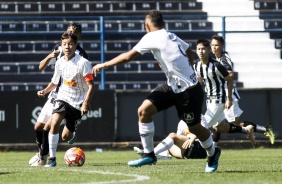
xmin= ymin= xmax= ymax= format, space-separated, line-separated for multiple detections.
xmin=0 ymin=148 xmax=281 ymax=184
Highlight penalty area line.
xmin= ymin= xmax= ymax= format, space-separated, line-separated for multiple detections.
xmin=59 ymin=169 xmax=150 ymax=184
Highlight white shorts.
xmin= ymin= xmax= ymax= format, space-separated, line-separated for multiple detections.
xmin=37 ymin=98 xmax=54 ymax=124
xmin=204 ymin=101 xmax=225 ymax=128
xmin=224 ymin=101 xmax=243 ymax=122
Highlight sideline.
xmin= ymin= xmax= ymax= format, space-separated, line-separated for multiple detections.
xmin=59 ymin=169 xmax=150 ymax=184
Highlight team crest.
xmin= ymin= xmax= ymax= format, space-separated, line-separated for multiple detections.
xmin=184 ymin=112 xmax=194 ymax=123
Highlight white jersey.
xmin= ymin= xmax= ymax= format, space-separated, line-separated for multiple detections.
xmin=51 ymin=53 xmax=92 ymax=110
xmin=133 ymin=28 xmax=197 ymax=93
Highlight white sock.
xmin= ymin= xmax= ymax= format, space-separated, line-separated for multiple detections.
xmin=72 ymin=131 xmax=76 ymax=139
xmin=154 ymin=137 xmax=174 ymax=155
xmin=49 ymin=133 xmax=59 ymax=158
xmin=200 ymin=135 xmax=215 ymax=157
xmin=139 ymin=122 xmax=154 ymax=153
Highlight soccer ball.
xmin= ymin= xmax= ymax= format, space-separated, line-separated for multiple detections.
xmin=64 ymin=147 xmax=85 ymax=166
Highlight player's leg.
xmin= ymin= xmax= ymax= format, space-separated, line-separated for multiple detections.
xmin=128 ymin=83 xmax=173 ymax=167
xmin=29 ymin=98 xmax=53 ymax=166
xmin=45 ymin=100 xmax=66 ymax=167
xmin=241 ymin=120 xmax=275 ymax=144
xmin=178 ymin=83 xmax=220 ymax=172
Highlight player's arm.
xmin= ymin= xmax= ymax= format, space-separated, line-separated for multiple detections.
xmin=186 ymin=48 xmax=194 ymax=66
xmin=81 ymin=74 xmax=95 ymax=116
xmin=37 ymin=82 xmax=57 ymax=97
xmin=224 ymin=75 xmax=233 ymax=102
xmin=92 ymin=49 xmax=139 ymax=76
xmin=39 ymin=50 xmax=60 ymax=70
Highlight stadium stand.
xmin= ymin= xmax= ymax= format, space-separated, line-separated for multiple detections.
xmin=0 ymin=0 xmax=245 ymax=91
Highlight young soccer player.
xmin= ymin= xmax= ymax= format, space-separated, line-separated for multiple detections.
xmin=36 ymin=31 xmax=94 ymax=167
xmin=92 ymin=9 xmax=220 ymax=172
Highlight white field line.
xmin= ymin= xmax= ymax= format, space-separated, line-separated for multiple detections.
xmin=59 ymin=169 xmax=150 ymax=184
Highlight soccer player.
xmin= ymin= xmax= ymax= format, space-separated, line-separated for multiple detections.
xmin=35 ymin=31 xmax=94 ymax=167
xmin=134 ymin=119 xmax=207 ymax=160
xmin=210 ymin=34 xmax=275 ymax=146
xmin=29 ymin=23 xmax=89 ymax=166
xmin=92 ymin=9 xmax=220 ymax=172
xmin=194 ymin=39 xmax=255 ymax=141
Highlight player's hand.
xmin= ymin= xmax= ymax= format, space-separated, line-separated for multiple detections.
xmin=49 ymin=50 xmax=60 ymax=59
xmin=81 ymin=102 xmax=89 ymax=116
xmin=182 ymin=134 xmax=196 ymax=149
xmin=225 ymin=99 xmax=232 ymax=109
xmin=92 ymin=63 xmax=107 ymax=77
xmin=37 ymin=90 xmax=46 ymax=98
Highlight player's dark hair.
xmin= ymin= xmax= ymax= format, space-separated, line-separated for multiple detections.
xmin=145 ymin=9 xmax=165 ymax=28
xmin=61 ymin=31 xmax=78 ymax=44
xmin=68 ymin=22 xmax=82 ymax=34
xmin=212 ymin=34 xmax=225 ymax=45
xmin=196 ymin=39 xmax=210 ymax=48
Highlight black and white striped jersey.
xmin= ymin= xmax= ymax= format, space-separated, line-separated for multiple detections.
xmin=194 ymin=57 xmax=229 ymax=103
xmin=217 ymin=52 xmax=240 ymax=100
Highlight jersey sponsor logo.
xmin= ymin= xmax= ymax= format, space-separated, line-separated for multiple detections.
xmin=64 ymin=79 xmax=77 ymax=87
xmin=0 ymin=110 xmax=5 ymax=122
xmin=184 ymin=112 xmax=194 ymax=123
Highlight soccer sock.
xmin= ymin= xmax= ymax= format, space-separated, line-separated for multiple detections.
xmin=243 ymin=121 xmax=257 ymax=132
xmin=35 ymin=130 xmax=43 ymax=152
xmin=139 ymin=122 xmax=154 ymax=154
xmin=199 ymin=135 xmax=215 ymax=157
xmin=48 ymin=133 xmax=59 ymax=158
xmin=154 ymin=137 xmax=174 ymax=155
xmin=229 ymin=123 xmax=243 ymax=133
xmin=212 ymin=129 xmax=221 ymax=145
xmin=40 ymin=129 xmax=49 ymax=157
xmin=256 ymin=125 xmax=266 ymax=133
xmin=72 ymin=131 xmax=76 ymax=139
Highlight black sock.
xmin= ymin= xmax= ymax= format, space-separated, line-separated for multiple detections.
xmin=229 ymin=123 xmax=242 ymax=133
xmin=35 ymin=130 xmax=43 ymax=151
xmin=40 ymin=129 xmax=49 ymax=157
xmin=243 ymin=121 xmax=257 ymax=132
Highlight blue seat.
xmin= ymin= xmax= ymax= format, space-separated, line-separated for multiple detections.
xmin=0 ymin=43 xmax=9 ymax=52
xmin=112 ymin=2 xmax=133 ymax=11
xmin=17 ymin=2 xmax=39 ymax=13
xmin=134 ymin=2 xmax=157 ymax=11
xmin=41 ymin=2 xmax=63 ymax=13
xmin=26 ymin=22 xmax=47 ymax=32
xmin=89 ymin=2 xmax=111 ymax=12
xmin=10 ymin=42 xmax=33 ymax=52
xmin=254 ymin=1 xmax=276 ymax=10
xmin=0 ymin=2 xmax=15 ymax=13
xmin=64 ymin=2 xmax=87 ymax=12
xmin=1 ymin=23 xmax=24 ymax=32
xmin=159 ymin=2 xmax=179 ymax=11
xmin=0 ymin=65 xmax=18 ymax=73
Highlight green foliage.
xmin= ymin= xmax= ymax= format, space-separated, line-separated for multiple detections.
xmin=0 ymin=149 xmax=281 ymax=184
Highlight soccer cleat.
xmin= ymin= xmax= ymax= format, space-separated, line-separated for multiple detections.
xmin=245 ymin=125 xmax=256 ymax=146
xmin=68 ymin=134 xmax=77 ymax=145
xmin=205 ymin=147 xmax=221 ymax=173
xmin=133 ymin=146 xmax=144 ymax=155
xmin=128 ymin=152 xmax=157 ymax=167
xmin=44 ymin=157 xmax=57 ymax=168
xmin=264 ymin=127 xmax=275 ymax=144
xmin=31 ymin=155 xmax=47 ymax=166
xmin=29 ymin=153 xmax=40 ymax=165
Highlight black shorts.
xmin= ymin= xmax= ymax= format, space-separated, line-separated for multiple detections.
xmin=146 ymin=82 xmax=203 ymax=126
xmin=52 ymin=100 xmax=82 ymax=132
xmin=183 ymin=140 xmax=207 ymax=159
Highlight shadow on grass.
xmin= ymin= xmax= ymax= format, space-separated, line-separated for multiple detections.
xmin=0 ymin=172 xmax=15 ymax=175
